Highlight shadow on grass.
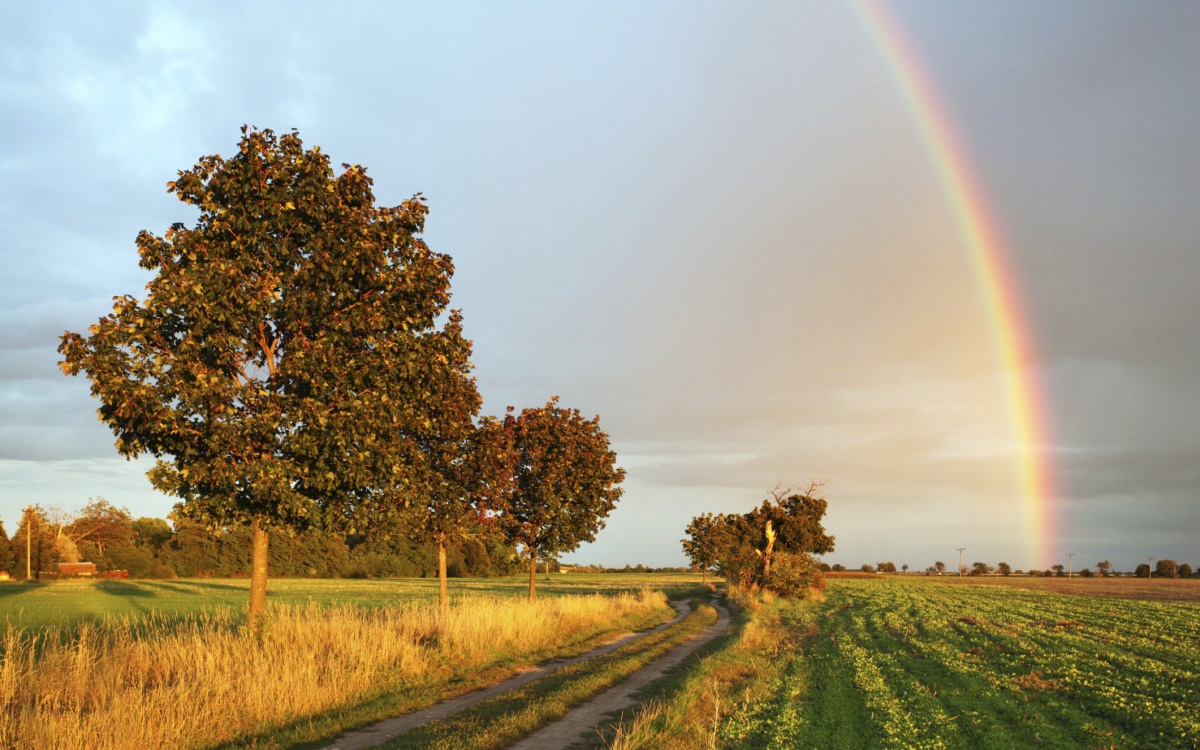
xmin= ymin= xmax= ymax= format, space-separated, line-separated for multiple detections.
xmin=95 ymin=581 xmax=157 ymax=598
xmin=0 ymin=581 xmax=46 ymax=599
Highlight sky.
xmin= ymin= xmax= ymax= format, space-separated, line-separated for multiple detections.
xmin=1 ymin=1 xmax=1197 ymax=572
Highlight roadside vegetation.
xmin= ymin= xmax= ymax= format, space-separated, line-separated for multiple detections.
xmin=0 ymin=588 xmax=672 ymax=749
xmin=383 ymin=599 xmax=718 ymax=750
xmin=605 ymin=577 xmax=1200 ymax=749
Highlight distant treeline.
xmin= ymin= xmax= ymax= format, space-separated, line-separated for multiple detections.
xmin=822 ymin=560 xmax=1199 ymax=578
xmin=0 ymin=499 xmax=519 ymax=580
xmin=563 ymin=564 xmax=693 ymax=574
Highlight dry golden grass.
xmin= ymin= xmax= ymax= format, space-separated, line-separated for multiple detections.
xmin=0 ymin=590 xmax=667 ymax=749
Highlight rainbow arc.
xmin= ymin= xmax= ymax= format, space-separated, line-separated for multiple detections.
xmin=854 ymin=0 xmax=1055 ymax=568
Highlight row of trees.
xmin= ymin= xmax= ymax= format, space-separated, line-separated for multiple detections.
xmin=0 ymin=499 xmax=521 ymax=581
xmin=681 ymin=485 xmax=835 ymax=598
xmin=57 ymin=127 xmax=623 ymax=620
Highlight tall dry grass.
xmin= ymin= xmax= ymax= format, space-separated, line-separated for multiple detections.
xmin=0 ymin=590 xmax=667 ymax=749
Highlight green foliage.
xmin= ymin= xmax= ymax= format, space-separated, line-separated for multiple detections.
xmin=131 ymin=517 xmax=173 ymax=549
xmin=876 ymin=561 xmax=897 ymax=573
xmin=683 ymin=485 xmax=834 ymax=597
xmin=680 ymin=513 xmax=720 ymax=576
xmin=766 ymin=551 xmax=819 ymax=598
xmin=971 ymin=561 xmax=993 ymax=576
xmin=0 ymin=520 xmax=15 ymax=575
xmin=68 ymin=498 xmax=134 ymax=560
xmin=483 ymin=398 xmax=625 ymax=585
xmin=10 ymin=506 xmax=56 ymax=579
xmin=58 ymin=127 xmax=469 ymax=538
xmin=1156 ymin=559 xmax=1180 ymax=578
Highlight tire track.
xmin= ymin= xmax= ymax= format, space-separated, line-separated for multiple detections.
xmin=507 ymin=598 xmax=731 ymax=750
xmin=322 ymin=600 xmax=692 ymax=750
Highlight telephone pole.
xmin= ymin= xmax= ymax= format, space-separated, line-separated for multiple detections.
xmin=1067 ymin=552 xmax=1076 ymax=578
xmin=956 ymin=547 xmax=966 ymax=577
xmin=1147 ymin=557 xmax=1155 ymax=579
xmin=24 ymin=505 xmax=32 ymax=580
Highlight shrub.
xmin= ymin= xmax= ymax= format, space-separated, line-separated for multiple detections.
xmin=766 ymin=552 xmax=819 ymax=598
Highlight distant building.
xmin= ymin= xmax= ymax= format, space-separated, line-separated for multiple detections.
xmin=57 ymin=562 xmax=97 ymax=576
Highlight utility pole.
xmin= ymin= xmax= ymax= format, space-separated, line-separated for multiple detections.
xmin=1067 ymin=552 xmax=1076 ymax=578
xmin=1147 ymin=557 xmax=1155 ymax=579
xmin=956 ymin=547 xmax=966 ymax=577
xmin=24 ymin=505 xmax=32 ymax=580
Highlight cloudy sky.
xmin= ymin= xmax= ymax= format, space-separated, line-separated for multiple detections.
xmin=1 ymin=1 xmax=1196 ymax=571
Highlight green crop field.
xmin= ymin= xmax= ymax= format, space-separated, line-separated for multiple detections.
xmin=0 ymin=573 xmax=705 ymax=633
xmin=613 ymin=576 xmax=1200 ymax=750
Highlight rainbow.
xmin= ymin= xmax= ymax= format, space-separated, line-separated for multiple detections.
xmin=852 ymin=0 xmax=1055 ymax=568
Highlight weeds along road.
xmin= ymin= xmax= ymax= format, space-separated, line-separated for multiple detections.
xmin=508 ymin=597 xmax=731 ymax=750
xmin=324 ymin=598 xmax=729 ymax=749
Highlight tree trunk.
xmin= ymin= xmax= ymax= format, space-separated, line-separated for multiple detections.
xmin=544 ymin=553 xmax=551 ymax=582
xmin=438 ymin=535 xmax=449 ymax=612
xmin=248 ymin=518 xmax=269 ymax=625
xmin=528 ymin=545 xmax=537 ymax=601
xmin=702 ymin=568 xmax=707 ymax=585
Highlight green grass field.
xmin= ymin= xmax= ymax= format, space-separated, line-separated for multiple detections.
xmin=0 ymin=573 xmax=705 ymax=632
xmin=7 ymin=573 xmax=1199 ymax=749
xmin=608 ymin=576 xmax=1200 ymax=750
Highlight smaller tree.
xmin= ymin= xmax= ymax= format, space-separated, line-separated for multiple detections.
xmin=131 ymin=517 xmax=174 ymax=549
xmin=876 ymin=561 xmax=896 ymax=573
xmin=1051 ymin=564 xmax=1066 ymax=577
xmin=0 ymin=520 xmax=15 ymax=575
xmin=831 ymin=563 xmax=846 ymax=572
xmin=68 ymin=498 xmax=135 ymax=562
xmin=1078 ymin=567 xmax=1093 ymax=577
xmin=901 ymin=563 xmax=908 ymax=574
xmin=1178 ymin=563 xmax=1193 ymax=579
xmin=484 ymin=399 xmax=625 ymax=601
xmin=1096 ymin=560 xmax=1112 ymax=577
xmin=997 ymin=561 xmax=1012 ymax=576
xmin=1155 ymin=559 xmax=1178 ymax=579
xmin=860 ymin=564 xmax=873 ymax=573
xmin=1135 ymin=563 xmax=1151 ymax=578
xmin=971 ymin=561 xmax=993 ymax=576
xmin=934 ymin=561 xmax=947 ymax=574
xmin=12 ymin=506 xmax=55 ymax=579
xmin=682 ymin=513 xmax=721 ymax=584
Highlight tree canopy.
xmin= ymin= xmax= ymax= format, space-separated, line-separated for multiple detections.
xmin=483 ymin=398 xmax=625 ymax=599
xmin=59 ymin=127 xmax=474 ymax=619
xmin=682 ymin=484 xmax=834 ymax=597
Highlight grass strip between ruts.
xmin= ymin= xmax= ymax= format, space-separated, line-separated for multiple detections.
xmin=378 ymin=599 xmax=719 ymax=750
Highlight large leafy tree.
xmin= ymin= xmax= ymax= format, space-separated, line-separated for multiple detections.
xmin=60 ymin=127 xmax=471 ymax=622
xmin=484 ymin=398 xmax=625 ymax=600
